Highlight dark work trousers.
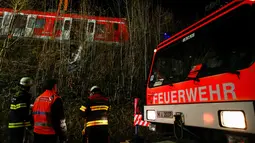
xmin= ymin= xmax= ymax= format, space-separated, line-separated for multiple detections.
xmin=9 ymin=128 xmax=25 ymax=143
xmin=82 ymin=135 xmax=88 ymax=143
xmin=85 ymin=125 xmax=109 ymax=143
xmin=33 ymin=133 xmax=57 ymax=143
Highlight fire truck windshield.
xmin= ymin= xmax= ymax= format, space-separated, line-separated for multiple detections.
xmin=149 ymin=4 xmax=255 ymax=88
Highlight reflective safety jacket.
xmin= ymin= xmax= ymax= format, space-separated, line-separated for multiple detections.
xmin=32 ymin=90 xmax=60 ymax=135
xmin=80 ymin=93 xmax=109 ymax=129
xmin=8 ymin=86 xmax=32 ymax=129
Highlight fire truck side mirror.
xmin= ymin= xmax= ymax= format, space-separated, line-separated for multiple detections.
xmin=187 ymin=64 xmax=203 ymax=79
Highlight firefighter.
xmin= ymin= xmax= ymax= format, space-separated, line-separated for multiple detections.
xmin=80 ymin=85 xmax=110 ymax=143
xmin=8 ymin=77 xmax=33 ymax=143
xmin=32 ymin=79 xmax=68 ymax=143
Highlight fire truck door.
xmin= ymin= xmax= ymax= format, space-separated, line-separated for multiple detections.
xmin=24 ymin=15 xmax=37 ymax=37
xmin=61 ymin=17 xmax=72 ymax=40
xmin=86 ymin=19 xmax=96 ymax=42
xmin=1 ymin=12 xmax=13 ymax=35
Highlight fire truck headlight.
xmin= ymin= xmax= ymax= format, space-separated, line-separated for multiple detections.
xmin=147 ymin=110 xmax=156 ymax=120
xmin=220 ymin=111 xmax=246 ymax=129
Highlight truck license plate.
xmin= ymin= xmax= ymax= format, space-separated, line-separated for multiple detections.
xmin=157 ymin=111 xmax=173 ymax=118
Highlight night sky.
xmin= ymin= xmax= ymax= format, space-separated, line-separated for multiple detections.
xmin=43 ymin=0 xmax=219 ymax=27
xmin=70 ymin=0 xmax=215 ymax=18
xmin=155 ymin=0 xmax=215 ymax=25
xmin=58 ymin=0 xmax=218 ymax=36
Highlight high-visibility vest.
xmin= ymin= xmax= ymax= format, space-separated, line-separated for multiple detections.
xmin=32 ymin=90 xmax=59 ymax=135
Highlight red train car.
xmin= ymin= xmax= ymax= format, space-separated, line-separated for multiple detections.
xmin=0 ymin=8 xmax=129 ymax=44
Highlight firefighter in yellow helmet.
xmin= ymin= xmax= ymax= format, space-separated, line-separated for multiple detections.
xmin=80 ymin=86 xmax=110 ymax=143
xmin=8 ymin=77 xmax=33 ymax=143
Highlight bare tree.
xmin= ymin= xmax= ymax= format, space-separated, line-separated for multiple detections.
xmin=0 ymin=0 xmax=180 ymax=142
xmin=0 ymin=0 xmax=31 ymax=67
xmin=10 ymin=0 xmax=29 ymax=11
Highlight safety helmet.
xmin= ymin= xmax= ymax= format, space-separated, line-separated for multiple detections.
xmin=90 ymin=85 xmax=100 ymax=92
xmin=19 ymin=77 xmax=33 ymax=87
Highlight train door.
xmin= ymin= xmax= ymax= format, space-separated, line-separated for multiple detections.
xmin=0 ymin=12 xmax=3 ymax=35
xmin=54 ymin=19 xmax=63 ymax=39
xmin=1 ymin=12 xmax=13 ymax=35
xmin=70 ymin=19 xmax=81 ymax=41
xmin=43 ymin=17 xmax=55 ymax=37
xmin=105 ymin=23 xmax=113 ymax=42
xmin=24 ymin=15 xmax=36 ymax=37
xmin=86 ymin=19 xmax=96 ymax=42
xmin=61 ymin=17 xmax=72 ymax=40
xmin=94 ymin=21 xmax=107 ymax=42
xmin=12 ymin=14 xmax=27 ymax=37
xmin=113 ymin=23 xmax=120 ymax=42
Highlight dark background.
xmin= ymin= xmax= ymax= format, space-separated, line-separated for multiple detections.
xmin=58 ymin=0 xmax=216 ymax=19
xmin=68 ymin=0 xmax=224 ymax=27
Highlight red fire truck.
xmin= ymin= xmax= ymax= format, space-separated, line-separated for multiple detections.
xmin=0 ymin=8 xmax=129 ymax=44
xmin=144 ymin=0 xmax=255 ymax=142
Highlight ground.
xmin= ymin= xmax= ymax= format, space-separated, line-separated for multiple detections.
xmin=153 ymin=141 xmax=175 ymax=143
xmin=120 ymin=140 xmax=176 ymax=143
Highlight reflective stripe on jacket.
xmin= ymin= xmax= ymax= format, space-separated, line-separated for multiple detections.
xmin=10 ymin=103 xmax=27 ymax=110
xmin=86 ymin=120 xmax=108 ymax=127
xmin=8 ymin=121 xmax=31 ymax=128
xmin=32 ymin=90 xmax=60 ymax=135
xmin=8 ymin=102 xmax=31 ymax=128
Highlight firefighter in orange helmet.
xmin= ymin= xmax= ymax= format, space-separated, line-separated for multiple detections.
xmin=32 ymin=79 xmax=68 ymax=143
xmin=80 ymin=86 xmax=110 ymax=143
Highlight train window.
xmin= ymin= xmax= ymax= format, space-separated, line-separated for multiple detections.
xmin=0 ymin=17 xmax=3 ymax=26
xmin=27 ymin=17 xmax=36 ymax=28
xmin=95 ymin=24 xmax=105 ymax=34
xmin=3 ymin=15 xmax=11 ymax=26
xmin=113 ymin=23 xmax=118 ymax=31
xmin=35 ymin=18 xmax=45 ymax=28
xmin=56 ymin=20 xmax=63 ymax=30
xmin=88 ymin=22 xmax=94 ymax=33
xmin=64 ymin=20 xmax=70 ymax=30
xmin=13 ymin=15 xmax=27 ymax=28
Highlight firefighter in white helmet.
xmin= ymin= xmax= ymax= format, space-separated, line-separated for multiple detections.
xmin=8 ymin=77 xmax=33 ymax=143
xmin=80 ymin=86 xmax=110 ymax=143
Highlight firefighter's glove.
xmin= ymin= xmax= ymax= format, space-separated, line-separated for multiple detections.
xmin=59 ymin=134 xmax=68 ymax=143
xmin=60 ymin=119 xmax=68 ymax=143
xmin=25 ymin=120 xmax=33 ymax=130
xmin=82 ymin=128 xmax=85 ymax=135
xmin=27 ymin=125 xmax=33 ymax=130
xmin=59 ymin=139 xmax=68 ymax=143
